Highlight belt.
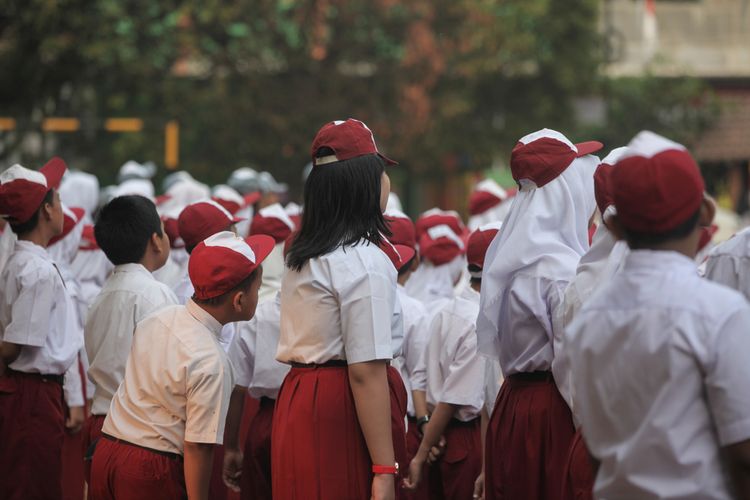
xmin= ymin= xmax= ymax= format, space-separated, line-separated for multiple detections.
xmin=291 ymin=360 xmax=348 ymax=368
xmin=508 ymin=370 xmax=553 ymax=382
xmin=102 ymin=433 xmax=183 ymax=462
xmin=7 ymin=369 xmax=64 ymax=385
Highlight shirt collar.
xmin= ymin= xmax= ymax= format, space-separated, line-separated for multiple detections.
xmin=186 ymin=299 xmax=224 ymax=337
xmin=624 ymin=249 xmax=697 ymax=275
xmin=113 ymin=262 xmax=153 ymax=276
xmin=15 ymin=239 xmax=51 ymax=260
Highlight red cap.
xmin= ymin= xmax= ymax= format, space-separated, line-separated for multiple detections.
xmin=249 ymin=203 xmax=295 ymax=244
xmin=594 ymin=147 xmax=628 ymax=215
xmin=162 ymin=216 xmax=184 ymax=249
xmin=612 ymin=131 xmax=704 ymax=234
xmin=385 ymin=209 xmax=416 ymax=249
xmin=698 ymin=224 xmax=718 ymax=253
xmin=48 ymin=205 xmax=85 ymax=246
xmin=419 ymin=224 xmax=466 ymax=265
xmin=415 ymin=209 xmax=465 ymax=239
xmin=155 ymin=193 xmax=172 ymax=207
xmin=379 ymin=240 xmax=416 ymax=271
xmin=189 ymin=231 xmax=275 ymax=300
xmin=0 ymin=157 xmax=67 ymax=224
xmin=468 ymin=179 xmax=507 ymax=216
xmin=467 ymin=223 xmax=501 ymax=269
xmin=511 ymin=129 xmax=602 ymax=188
xmin=211 ymin=185 xmax=245 ymax=215
xmin=178 ymin=200 xmax=244 ymax=250
xmin=311 ymin=119 xmax=397 ymax=167
xmin=79 ymin=224 xmax=100 ymax=251
xmin=243 ymin=191 xmax=262 ymax=207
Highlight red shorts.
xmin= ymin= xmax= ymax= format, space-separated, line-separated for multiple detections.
xmin=0 ymin=370 xmax=65 ymax=500
xmin=82 ymin=414 xmax=106 ymax=483
xmin=89 ymin=436 xmax=186 ymax=500
xmin=484 ymin=372 xmax=575 ymax=500
xmin=241 ymin=396 xmax=275 ymax=500
xmin=404 ymin=417 xmax=430 ymax=500
xmin=429 ymin=417 xmax=482 ymax=500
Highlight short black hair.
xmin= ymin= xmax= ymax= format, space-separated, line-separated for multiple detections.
xmin=9 ymin=189 xmax=54 ymax=236
xmin=192 ymin=268 xmax=259 ymax=306
xmin=468 ymin=263 xmax=482 ymax=286
xmin=623 ymin=209 xmax=701 ymax=249
xmin=95 ymin=195 xmax=163 ymax=265
xmin=286 ymin=149 xmax=390 ymax=271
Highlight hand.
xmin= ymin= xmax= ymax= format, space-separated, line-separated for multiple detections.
xmin=473 ymin=472 xmax=485 ymax=500
xmin=427 ymin=435 xmax=446 ymax=464
xmin=222 ymin=447 xmax=243 ymax=492
xmin=371 ymin=473 xmax=395 ymax=500
xmin=402 ymin=456 xmax=424 ymax=492
xmin=66 ymin=406 xmax=85 ymax=434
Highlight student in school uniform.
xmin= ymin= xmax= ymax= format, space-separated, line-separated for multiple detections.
xmin=704 ymin=224 xmax=750 ymax=300
xmin=477 ymin=129 xmax=602 ymax=500
xmin=468 ymin=179 xmax=513 ymax=230
xmin=90 ymin=231 xmax=274 ymax=500
xmin=567 ymin=131 xmax=750 ymax=499
xmin=272 ymin=118 xmax=401 ymax=500
xmin=405 ymin=223 xmax=499 ymax=500
xmin=0 ymin=158 xmax=84 ymax=500
xmin=114 ymin=160 xmax=156 ymax=200
xmin=212 ymin=184 xmax=247 ymax=216
xmin=153 ymin=215 xmax=189 ymax=289
xmin=249 ymin=203 xmax=296 ymax=303
xmin=70 ymin=223 xmax=114 ymax=305
xmin=83 ymin=195 xmax=178 ymax=482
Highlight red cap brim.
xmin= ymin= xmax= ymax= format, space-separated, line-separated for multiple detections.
xmin=245 ymin=234 xmax=276 ymax=272
xmin=378 ymin=153 xmax=398 ymax=167
xmin=41 ymin=157 xmax=67 ymax=190
xmin=244 ymin=192 xmax=262 ymax=206
xmin=394 ymin=244 xmax=415 ymax=270
xmin=71 ymin=207 xmax=86 ymax=222
xmin=575 ymin=141 xmax=604 ymax=157
xmin=231 ymin=216 xmax=246 ymax=224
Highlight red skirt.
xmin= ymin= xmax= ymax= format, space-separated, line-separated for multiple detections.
xmin=83 ymin=414 xmax=106 ymax=483
xmin=0 ymin=370 xmax=65 ymax=500
xmin=241 ymin=396 xmax=275 ymax=500
xmin=561 ymin=430 xmax=595 ymax=500
xmin=484 ymin=372 xmax=575 ymax=500
xmin=271 ymin=363 xmax=403 ymax=500
xmin=89 ymin=437 xmax=186 ymax=500
xmin=429 ymin=418 xmax=482 ymax=500
xmin=387 ymin=365 xmax=408 ymax=488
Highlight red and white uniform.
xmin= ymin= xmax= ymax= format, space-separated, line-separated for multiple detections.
xmin=704 ymin=226 xmax=750 ymax=301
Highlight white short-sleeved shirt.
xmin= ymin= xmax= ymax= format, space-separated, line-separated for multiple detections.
xmin=102 ymin=301 xmax=235 ymax=455
xmin=172 ymin=274 xmax=236 ymax=349
xmin=231 ymin=293 xmax=290 ymax=399
xmin=0 ymin=240 xmax=82 ymax=374
xmin=568 ymin=250 xmax=750 ymax=499
xmin=410 ymin=296 xmax=452 ymax=393
xmin=704 ymin=226 xmax=750 ymax=301
xmin=71 ymin=247 xmax=114 ymax=305
xmin=394 ymin=285 xmax=430 ymax=416
xmin=276 ymin=241 xmax=397 ymax=365
xmin=423 ymin=287 xmax=485 ymax=421
xmin=85 ymin=263 xmax=178 ymax=415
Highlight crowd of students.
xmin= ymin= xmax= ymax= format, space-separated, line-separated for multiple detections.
xmin=1 ymin=118 xmax=750 ymax=500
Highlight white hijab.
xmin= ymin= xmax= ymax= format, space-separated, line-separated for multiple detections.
xmin=477 ymin=153 xmax=599 ymax=358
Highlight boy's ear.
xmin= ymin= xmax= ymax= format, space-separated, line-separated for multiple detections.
xmin=231 ymin=290 xmax=244 ymax=313
xmin=150 ymin=232 xmax=164 ymax=253
xmin=606 ymin=214 xmax=627 ymax=242
xmin=410 ymin=253 xmax=420 ymax=272
xmin=699 ymin=194 xmax=716 ymax=228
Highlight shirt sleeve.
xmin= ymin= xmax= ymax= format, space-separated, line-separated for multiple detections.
xmin=3 ymin=267 xmax=56 ymax=347
xmin=63 ymin=353 xmax=84 ymax=407
xmin=184 ymin=353 xmax=233 ymax=445
xmin=705 ymin=306 xmax=750 ymax=446
xmin=338 ymin=267 xmax=395 ymax=364
xmin=437 ymin=313 xmax=485 ymax=410
xmin=228 ymin=320 xmax=257 ymax=388
xmin=411 ymin=312 xmax=438 ymax=392
xmin=404 ymin=312 xmax=430 ymax=385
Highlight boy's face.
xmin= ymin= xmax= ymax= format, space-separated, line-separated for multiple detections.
xmin=236 ymin=267 xmax=263 ymax=321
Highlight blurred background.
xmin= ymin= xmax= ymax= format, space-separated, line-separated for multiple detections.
xmin=1 ymin=0 xmax=748 ymax=222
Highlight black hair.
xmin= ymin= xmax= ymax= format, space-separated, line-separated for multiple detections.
xmin=192 ymin=268 xmax=259 ymax=306
xmin=94 ymin=195 xmax=163 ymax=265
xmin=286 ymin=150 xmax=390 ymax=271
xmin=9 ymin=189 xmax=55 ymax=235
xmin=623 ymin=209 xmax=701 ymax=249
xmin=468 ymin=263 xmax=482 ymax=286
xmin=397 ymin=253 xmax=417 ymax=277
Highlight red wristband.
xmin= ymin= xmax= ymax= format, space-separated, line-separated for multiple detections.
xmin=372 ymin=463 xmax=399 ymax=475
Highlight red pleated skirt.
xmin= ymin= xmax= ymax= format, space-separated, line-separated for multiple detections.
xmin=561 ymin=429 xmax=595 ymax=500
xmin=271 ymin=363 xmax=405 ymax=500
xmin=484 ymin=372 xmax=575 ymax=500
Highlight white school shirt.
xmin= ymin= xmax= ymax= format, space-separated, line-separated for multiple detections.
xmin=71 ymin=248 xmax=114 ymax=305
xmin=0 ymin=241 xmax=82 ymax=375
xmin=423 ymin=286 xmax=485 ymax=421
xmin=567 ymin=250 xmax=750 ymax=500
xmin=410 ymin=296 xmax=453 ymax=393
xmin=172 ymin=274 xmax=236 ymax=349
xmin=85 ymin=263 xmax=178 ymax=415
xmin=276 ymin=240 xmax=397 ymax=365
xmin=704 ymin=226 xmax=750 ymax=301
xmin=394 ymin=285 xmax=430 ymax=416
xmin=0 ymin=226 xmax=16 ymax=277
xmin=231 ymin=293 xmax=290 ymax=399
xmin=102 ymin=301 xmax=235 ymax=455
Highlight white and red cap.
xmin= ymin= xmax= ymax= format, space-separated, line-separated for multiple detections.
xmin=178 ymin=199 xmax=244 ymax=249
xmin=311 ymin=119 xmax=397 ymax=167
xmin=511 ymin=129 xmax=603 ymax=188
xmin=285 ymin=202 xmax=302 ymax=228
xmin=48 ymin=204 xmax=85 ymax=246
xmin=0 ymin=157 xmax=67 ymax=224
xmin=468 ymin=179 xmax=508 ymax=216
xmin=249 ymin=203 xmax=296 ymax=243
xmin=189 ymin=231 xmax=275 ymax=300
xmin=211 ymin=184 xmax=246 ymax=215
xmin=385 ymin=209 xmax=417 ymax=249
xmin=379 ymin=239 xmax=416 ymax=272
xmin=467 ymin=222 xmax=502 ymax=273
xmin=79 ymin=224 xmax=99 ymax=251
xmin=419 ymin=223 xmax=466 ymax=265
xmin=593 ymin=147 xmax=628 ymax=215
xmin=162 ymin=216 xmax=184 ymax=249
xmin=415 ymin=208 xmax=465 ymax=239
xmin=612 ymin=131 xmax=704 ymax=234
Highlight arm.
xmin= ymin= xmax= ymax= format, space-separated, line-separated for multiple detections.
xmin=725 ymin=439 xmax=750 ymax=499
xmin=348 ymin=360 xmax=395 ymax=500
xmin=404 ymin=402 xmax=456 ymax=490
xmin=63 ymin=356 xmax=85 ymax=433
xmin=0 ymin=341 xmax=21 ymax=368
xmin=222 ymin=386 xmax=246 ymax=492
xmin=412 ymin=390 xmax=428 ymax=420
xmin=473 ymin=407 xmax=490 ymax=500
xmin=183 ymin=441 xmax=215 ymax=500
